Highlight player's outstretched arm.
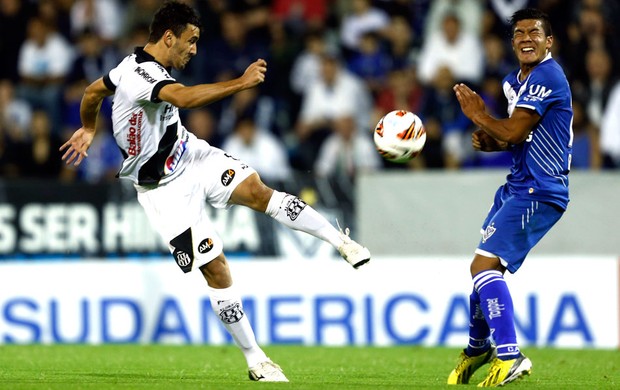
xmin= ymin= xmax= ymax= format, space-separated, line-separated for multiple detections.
xmin=60 ymin=77 xmax=113 ymax=166
xmin=159 ymin=59 xmax=267 ymax=109
xmin=453 ymin=83 xmax=539 ymax=145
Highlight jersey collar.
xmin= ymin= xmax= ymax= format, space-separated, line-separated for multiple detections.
xmin=134 ymin=46 xmax=172 ymax=73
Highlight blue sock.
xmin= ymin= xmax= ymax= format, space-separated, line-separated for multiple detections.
xmin=474 ymin=270 xmax=520 ymax=361
xmin=465 ymin=289 xmax=491 ymax=357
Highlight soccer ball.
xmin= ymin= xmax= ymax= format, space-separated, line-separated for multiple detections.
xmin=374 ymin=110 xmax=426 ymax=163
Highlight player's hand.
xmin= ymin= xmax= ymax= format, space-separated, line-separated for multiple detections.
xmin=59 ymin=127 xmax=95 ymax=166
xmin=241 ymin=59 xmax=267 ymax=88
xmin=453 ymin=83 xmax=486 ymax=121
xmin=472 ymin=129 xmax=508 ymax=152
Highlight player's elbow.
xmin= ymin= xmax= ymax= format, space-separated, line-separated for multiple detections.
xmin=168 ymin=94 xmax=194 ymax=109
xmin=505 ymin=132 xmax=529 ymax=145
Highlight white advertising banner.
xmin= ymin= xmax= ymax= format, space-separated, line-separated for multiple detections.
xmin=0 ymin=256 xmax=617 ymax=348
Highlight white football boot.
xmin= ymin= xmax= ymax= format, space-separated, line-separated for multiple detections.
xmin=337 ymin=227 xmax=371 ymax=269
xmin=248 ymin=359 xmax=289 ymax=382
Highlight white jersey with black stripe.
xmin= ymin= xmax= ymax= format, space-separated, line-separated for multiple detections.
xmin=104 ymin=47 xmax=190 ymax=187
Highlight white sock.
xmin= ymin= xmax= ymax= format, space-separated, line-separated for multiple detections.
xmin=265 ymin=190 xmax=342 ymax=248
xmin=208 ymin=285 xmax=267 ymax=367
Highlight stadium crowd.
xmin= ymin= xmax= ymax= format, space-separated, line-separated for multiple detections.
xmin=0 ymin=0 xmax=619 ymax=184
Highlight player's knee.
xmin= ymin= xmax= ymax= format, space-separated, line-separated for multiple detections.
xmin=199 ymin=253 xmax=232 ymax=288
xmin=234 ymin=174 xmax=273 ymax=211
xmin=470 ymin=255 xmax=503 ymax=277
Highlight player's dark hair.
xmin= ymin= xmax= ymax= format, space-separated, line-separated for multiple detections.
xmin=149 ymin=1 xmax=202 ymax=43
xmin=510 ymin=8 xmax=552 ymax=37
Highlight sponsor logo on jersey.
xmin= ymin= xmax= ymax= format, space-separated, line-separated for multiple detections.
xmin=134 ymin=66 xmax=156 ymax=84
xmin=523 ymin=84 xmax=552 ymax=102
xmin=198 ymin=238 xmax=213 ymax=254
xmin=285 ymin=197 xmax=307 ymax=221
xmin=127 ymin=111 xmax=143 ymax=156
xmin=482 ymin=222 xmax=496 ymax=243
xmin=221 ymin=169 xmax=236 ymax=186
xmin=218 ymin=302 xmax=244 ymax=324
xmin=164 ymin=134 xmax=188 ymax=175
xmin=160 ymin=104 xmax=175 ymax=122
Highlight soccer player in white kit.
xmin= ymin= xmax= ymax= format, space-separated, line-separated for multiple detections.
xmin=60 ymin=1 xmax=370 ymax=382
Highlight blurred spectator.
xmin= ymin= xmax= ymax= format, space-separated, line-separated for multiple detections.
xmin=338 ymin=0 xmax=390 ymax=57
xmin=221 ymin=116 xmax=292 ymax=182
xmin=418 ymin=12 xmax=484 ymax=86
xmin=121 ymin=0 xmax=160 ymax=38
xmin=0 ymin=0 xmax=33 ymax=82
xmin=424 ymin=0 xmax=484 ymax=38
xmin=290 ymin=28 xmax=327 ymax=95
xmin=420 ymin=66 xmax=472 ymax=168
xmin=198 ymin=11 xmax=270 ymax=84
xmin=0 ymin=79 xmax=32 ymax=144
xmin=186 ymin=107 xmax=220 ymax=146
xmin=293 ymin=49 xmax=372 ymax=170
xmin=570 ymin=100 xmax=601 ymax=170
xmin=17 ymin=15 xmax=74 ymax=135
xmin=70 ymin=0 xmax=123 ymax=43
xmin=234 ymin=0 xmax=272 ymax=42
xmin=63 ymin=27 xmax=118 ymax=136
xmin=218 ymin=88 xmax=275 ymax=139
xmin=345 ymin=31 xmax=391 ymax=95
xmin=486 ymin=0 xmax=530 ymax=31
xmin=38 ymin=0 xmax=72 ymax=41
xmin=119 ymin=23 xmax=151 ymax=56
xmin=18 ymin=110 xmax=65 ymax=179
xmin=262 ymin=18 xmax=301 ymax=136
xmin=415 ymin=117 xmax=447 ymax=169
xmin=600 ymin=81 xmax=620 ymax=169
xmin=271 ymin=0 xmax=328 ymax=34
xmin=67 ymin=27 xmax=120 ymax=84
xmin=64 ymin=116 xmax=122 ymax=183
xmin=314 ymin=114 xmax=381 ymax=179
xmin=482 ymin=34 xmax=515 ymax=80
xmin=564 ymin=5 xmax=620 ymax=83
xmin=373 ymin=68 xmax=426 ymax=126
xmin=0 ymin=79 xmax=31 ymax=177
xmin=572 ymin=48 xmax=615 ymax=128
xmin=384 ymin=14 xmax=417 ymax=71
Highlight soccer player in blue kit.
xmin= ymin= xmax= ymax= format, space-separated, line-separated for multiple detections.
xmin=447 ymin=9 xmax=573 ymax=387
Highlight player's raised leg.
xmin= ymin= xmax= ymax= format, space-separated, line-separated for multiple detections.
xmin=230 ymin=173 xmax=371 ymax=268
xmin=199 ymin=255 xmax=288 ymax=382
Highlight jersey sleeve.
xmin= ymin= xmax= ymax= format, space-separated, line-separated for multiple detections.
xmin=105 ymin=58 xmax=177 ymax=103
xmin=516 ymin=65 xmax=565 ymax=116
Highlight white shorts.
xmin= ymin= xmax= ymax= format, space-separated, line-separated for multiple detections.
xmin=136 ymin=138 xmax=256 ymax=273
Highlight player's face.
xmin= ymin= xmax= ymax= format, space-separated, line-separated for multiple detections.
xmin=171 ymin=24 xmax=199 ymax=70
xmin=511 ymin=19 xmax=552 ymax=67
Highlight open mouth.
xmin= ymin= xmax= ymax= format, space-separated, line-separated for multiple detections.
xmin=520 ymin=47 xmax=535 ymax=54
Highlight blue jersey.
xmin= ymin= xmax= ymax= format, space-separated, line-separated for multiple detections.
xmin=502 ymin=53 xmax=573 ymax=210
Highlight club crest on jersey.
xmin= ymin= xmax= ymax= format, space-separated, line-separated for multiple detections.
xmin=482 ymin=223 xmax=496 ymax=243
xmin=285 ymin=197 xmax=307 ymax=221
xmin=221 ymin=169 xmax=235 ymax=186
xmin=219 ymin=302 xmax=244 ymax=324
xmin=198 ymin=238 xmax=213 ymax=254
xmin=170 ymin=227 xmax=194 ymax=273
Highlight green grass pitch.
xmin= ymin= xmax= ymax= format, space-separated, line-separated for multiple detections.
xmin=0 ymin=345 xmax=618 ymax=389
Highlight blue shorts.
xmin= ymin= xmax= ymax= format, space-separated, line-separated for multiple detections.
xmin=476 ymin=185 xmax=564 ymax=274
